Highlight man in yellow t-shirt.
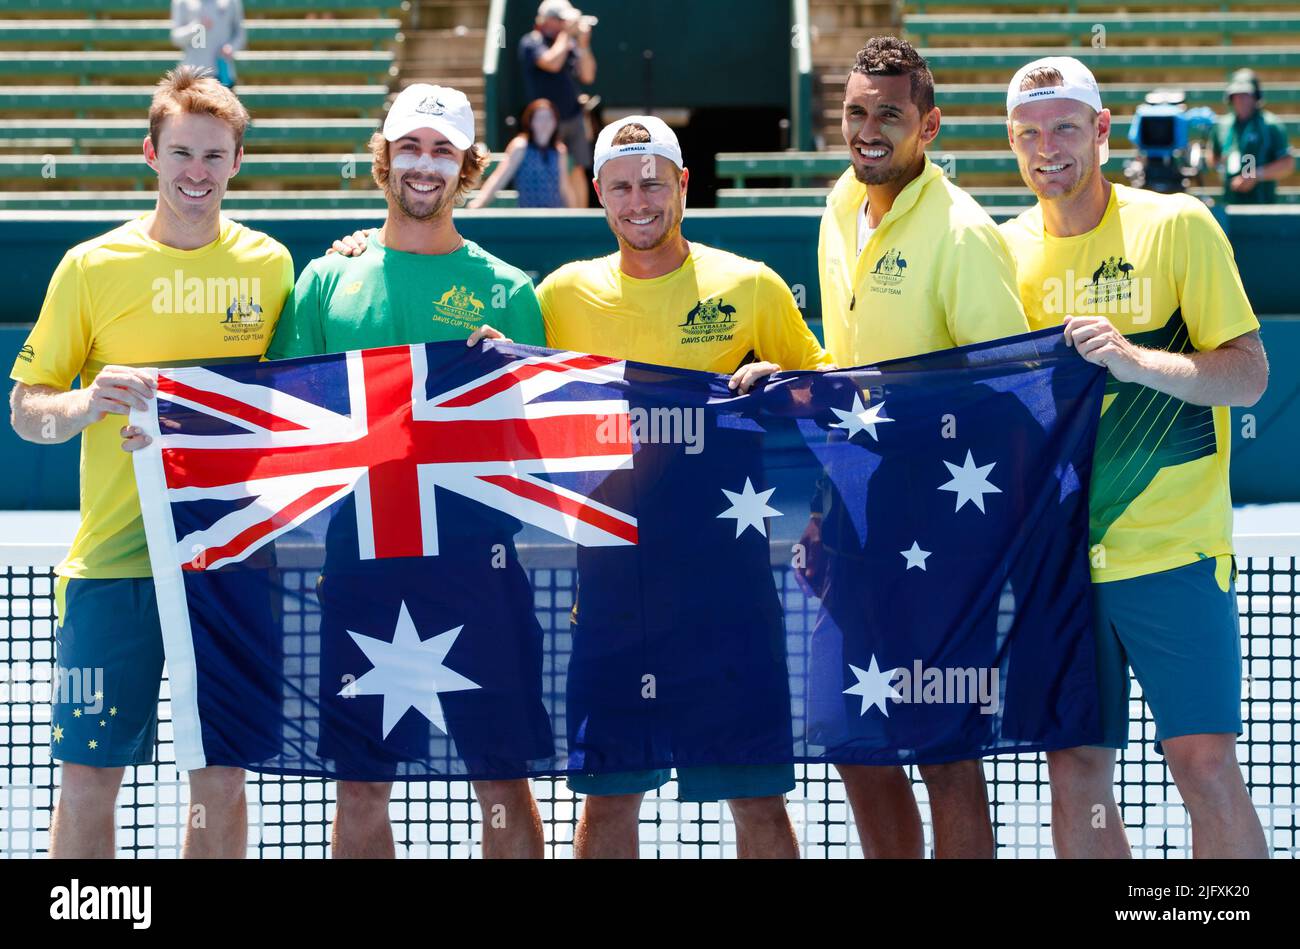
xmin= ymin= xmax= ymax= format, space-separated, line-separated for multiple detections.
xmin=809 ymin=36 xmax=1032 ymax=861
xmin=472 ymin=116 xmax=831 ymax=859
xmin=1001 ymin=56 xmax=1270 ymax=858
xmin=8 ymin=68 xmax=293 ymax=858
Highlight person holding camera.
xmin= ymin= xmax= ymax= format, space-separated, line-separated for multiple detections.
xmin=518 ymin=0 xmax=598 ymax=207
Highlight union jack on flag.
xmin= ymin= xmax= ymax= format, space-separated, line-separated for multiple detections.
xmin=137 ymin=343 xmax=640 ymax=573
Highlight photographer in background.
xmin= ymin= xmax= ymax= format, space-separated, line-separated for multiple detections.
xmin=1210 ymin=69 xmax=1294 ymax=205
xmin=518 ymin=0 xmax=598 ymax=206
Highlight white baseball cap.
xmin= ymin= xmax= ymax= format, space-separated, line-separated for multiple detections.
xmin=383 ymin=84 xmax=475 ymax=151
xmin=538 ymin=0 xmax=575 ymax=19
xmin=1006 ymin=56 xmax=1108 ymax=163
xmin=592 ymin=115 xmax=684 ymax=178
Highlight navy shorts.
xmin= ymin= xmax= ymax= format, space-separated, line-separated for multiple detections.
xmin=51 ymin=577 xmax=164 ymax=767
xmin=1092 ymin=556 xmax=1243 ymax=751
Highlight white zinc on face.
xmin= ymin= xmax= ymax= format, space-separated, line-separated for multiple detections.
xmin=391 ymin=152 xmax=461 ymax=182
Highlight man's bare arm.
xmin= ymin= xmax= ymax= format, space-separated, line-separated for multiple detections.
xmin=11 ymin=367 xmax=156 ymax=446
xmin=575 ymin=29 xmax=596 ymax=84
xmin=1065 ymin=319 xmax=1268 ymax=408
xmin=534 ymin=31 xmax=573 ymax=74
xmin=1260 ymin=151 xmax=1295 ymax=182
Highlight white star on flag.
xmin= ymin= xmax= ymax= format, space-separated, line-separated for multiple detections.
xmin=844 ymin=655 xmax=902 ymax=717
xmin=938 ymin=449 xmax=1002 ymax=513
xmin=343 ymin=601 xmax=481 ymax=738
xmin=831 ymin=393 xmax=893 ymax=442
xmin=899 ymin=541 xmax=931 ymax=570
xmin=717 ymin=477 xmax=782 ymax=538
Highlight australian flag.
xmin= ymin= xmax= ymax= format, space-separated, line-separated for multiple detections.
xmin=131 ymin=329 xmax=1106 ymax=780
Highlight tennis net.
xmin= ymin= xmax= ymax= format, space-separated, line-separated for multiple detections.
xmin=2 ymin=534 xmax=1296 ymax=858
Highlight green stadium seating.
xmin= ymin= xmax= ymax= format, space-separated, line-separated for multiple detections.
xmin=906 ymin=0 xmax=1293 ymax=10
xmin=0 ymin=2 xmax=410 ymax=217
xmin=12 ymin=0 xmax=403 ymax=11
xmin=716 ymin=185 xmax=1300 ymax=209
xmin=0 ymin=190 xmax=519 ymax=212
xmin=934 ymin=82 xmax=1300 ymax=109
xmin=716 ymin=150 xmax=1137 ymax=186
xmin=0 ymin=85 xmax=388 ymax=114
xmin=930 ymin=114 xmax=1300 ymax=148
xmin=922 ymin=46 xmax=1300 ymax=74
xmin=0 ymin=153 xmax=504 ymax=186
xmin=0 ymin=153 xmax=375 ymax=182
xmin=0 ymin=118 xmax=379 ymax=148
xmin=0 ymin=50 xmax=394 ymax=79
xmin=0 ymin=18 xmax=401 ymax=45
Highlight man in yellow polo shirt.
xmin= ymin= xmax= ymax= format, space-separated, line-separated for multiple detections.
xmin=468 ymin=116 xmax=831 ymax=858
xmin=8 ymin=68 xmax=293 ymax=858
xmin=1000 ymin=57 xmax=1269 ymax=858
xmin=808 ymin=37 xmax=1032 ymax=859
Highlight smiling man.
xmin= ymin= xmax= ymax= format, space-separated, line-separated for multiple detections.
xmin=265 ymin=83 xmax=554 ymax=860
xmin=8 ymin=66 xmax=293 ymax=858
xmin=1000 ymin=56 xmax=1269 ymax=858
xmin=809 ymin=36 xmax=1030 ymax=860
xmin=523 ymin=116 xmax=832 ymax=859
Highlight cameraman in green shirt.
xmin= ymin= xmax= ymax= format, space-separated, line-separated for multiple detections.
xmin=1210 ymin=69 xmax=1294 ymax=205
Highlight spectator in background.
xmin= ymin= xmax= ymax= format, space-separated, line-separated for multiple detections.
xmin=1211 ymin=69 xmax=1294 ymax=204
xmin=171 ymin=0 xmax=246 ymax=89
xmin=469 ymin=99 xmax=575 ymax=208
xmin=518 ymin=0 xmax=597 ymax=207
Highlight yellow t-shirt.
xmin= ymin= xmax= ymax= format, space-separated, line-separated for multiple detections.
xmin=999 ymin=183 xmax=1260 ymax=583
xmin=537 ymin=242 xmax=833 ymax=373
xmin=818 ymin=157 xmax=1030 ymax=366
xmin=9 ymin=216 xmax=294 ymax=579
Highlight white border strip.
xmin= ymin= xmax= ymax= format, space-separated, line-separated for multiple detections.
xmin=129 ymin=388 xmax=208 ymax=773
xmin=0 ymin=544 xmax=65 ymax=569
xmin=1233 ymin=534 xmax=1300 ymax=558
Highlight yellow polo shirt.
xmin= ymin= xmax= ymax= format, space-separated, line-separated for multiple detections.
xmin=537 ymin=241 xmax=832 ymax=373
xmin=817 ymin=156 xmax=1030 ymax=366
xmin=999 ymin=184 xmax=1260 ymax=583
xmin=9 ymin=216 xmax=293 ymax=579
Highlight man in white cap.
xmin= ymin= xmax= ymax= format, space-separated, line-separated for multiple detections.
xmin=806 ymin=35 xmax=1030 ymax=860
xmin=477 ymin=114 xmax=833 ymax=858
xmin=1000 ymin=56 xmax=1270 ymax=858
xmin=267 ymin=84 xmax=555 ymax=859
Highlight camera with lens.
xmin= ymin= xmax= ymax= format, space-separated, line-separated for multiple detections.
xmin=561 ymin=8 xmax=599 ymax=30
xmin=1124 ymin=90 xmax=1216 ymax=194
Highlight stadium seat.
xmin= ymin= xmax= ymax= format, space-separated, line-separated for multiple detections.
xmin=13 ymin=0 xmax=403 ymax=11
xmin=0 ymin=85 xmax=389 ymax=114
xmin=715 ymin=185 xmax=1300 ymax=209
xmin=716 ymin=150 xmax=1137 ymax=187
xmin=929 ymin=81 xmax=1300 ymax=111
xmin=0 ymin=50 xmax=395 ymax=79
xmin=0 ymin=153 xmax=503 ymax=188
xmin=921 ymin=46 xmax=1300 ymax=75
xmin=0 ymin=18 xmax=401 ymax=45
xmin=904 ymin=0 xmax=1293 ymax=10
xmin=0 ymin=118 xmax=380 ymax=149
xmin=905 ymin=11 xmax=1300 ymax=45
xmin=0 ymin=189 xmax=519 ymax=212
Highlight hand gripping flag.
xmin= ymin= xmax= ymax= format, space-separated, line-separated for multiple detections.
xmin=132 ymin=330 xmax=1107 ymax=779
